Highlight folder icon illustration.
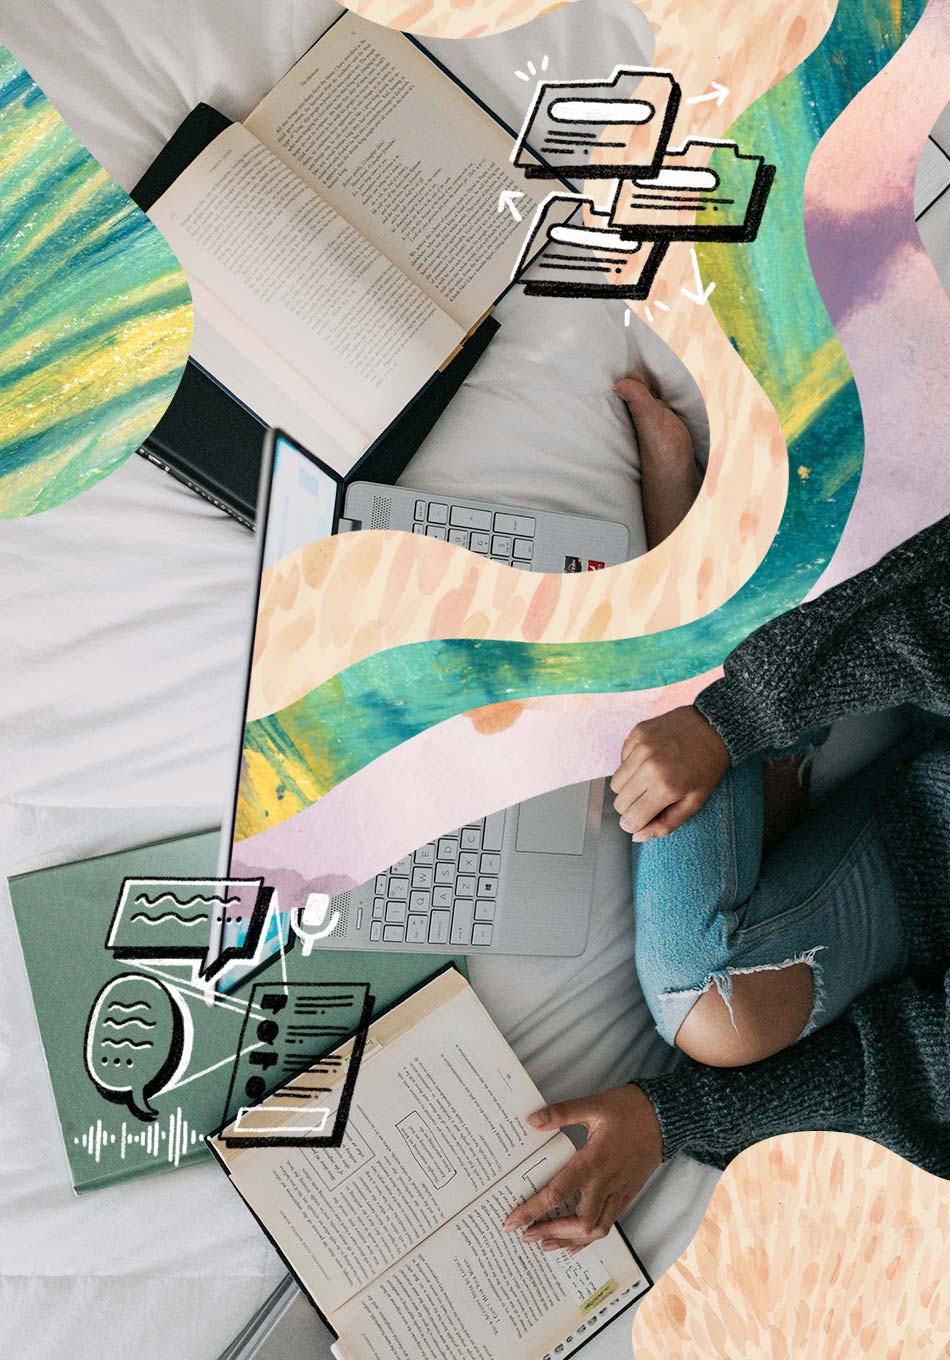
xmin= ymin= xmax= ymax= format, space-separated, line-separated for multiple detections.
xmin=513 ymin=193 xmax=668 ymax=298
xmin=611 ymin=139 xmax=776 ymax=241
xmin=512 ymin=68 xmax=681 ymax=180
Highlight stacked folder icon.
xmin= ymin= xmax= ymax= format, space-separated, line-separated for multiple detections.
xmin=511 ymin=68 xmax=775 ymax=299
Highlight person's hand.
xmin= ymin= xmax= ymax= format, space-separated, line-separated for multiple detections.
xmin=611 ymin=705 xmax=730 ymax=841
xmin=501 ymin=1086 xmax=663 ymax=1252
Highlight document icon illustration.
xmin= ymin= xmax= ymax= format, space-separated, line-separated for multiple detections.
xmin=611 ymin=139 xmax=776 ymax=241
xmin=513 ymin=69 xmax=681 ymax=179
xmin=513 ymin=194 xmax=668 ymax=298
xmin=220 ymin=981 xmax=373 ymax=1147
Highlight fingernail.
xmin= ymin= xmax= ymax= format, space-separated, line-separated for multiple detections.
xmin=619 ymin=818 xmax=631 ymax=833
xmin=502 ymin=1215 xmax=516 ymax=1231
xmin=526 ymin=1108 xmax=548 ymax=1128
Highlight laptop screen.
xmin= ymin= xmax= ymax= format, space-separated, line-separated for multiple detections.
xmin=262 ymin=434 xmax=341 ymax=569
xmin=215 ymin=430 xmax=343 ymax=989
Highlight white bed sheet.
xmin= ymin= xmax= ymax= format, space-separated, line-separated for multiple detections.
xmin=0 ymin=2 xmax=900 ymax=1357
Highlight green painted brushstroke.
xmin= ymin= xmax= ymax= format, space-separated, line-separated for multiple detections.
xmin=0 ymin=50 xmax=192 ymax=516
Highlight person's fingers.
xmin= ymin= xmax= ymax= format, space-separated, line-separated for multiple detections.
xmin=609 ymin=744 xmax=652 ymax=801
xmin=566 ymin=1195 xmax=626 ymax=1254
xmin=632 ymin=794 xmax=700 ymax=841
xmin=528 ymin=1213 xmax=602 ymax=1247
xmin=619 ymin=783 xmax=673 ymax=835
xmin=502 ymin=1160 xmax=588 ymax=1232
xmin=525 ymin=1096 xmax=599 ymax=1133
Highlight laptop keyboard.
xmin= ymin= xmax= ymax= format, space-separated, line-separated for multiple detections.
xmin=412 ymin=497 xmax=536 ymax=566
xmin=365 ymin=811 xmax=506 ymax=948
xmin=352 ymin=494 xmax=545 ymax=950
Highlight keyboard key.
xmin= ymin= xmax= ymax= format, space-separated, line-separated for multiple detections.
xmin=460 ymin=828 xmax=482 ymax=851
xmin=513 ymin=538 xmax=534 ymax=561
xmin=476 ymin=877 xmax=498 ymax=898
xmin=437 ymin=839 xmax=458 ymax=861
xmin=455 ymin=876 xmax=476 ymax=898
xmin=494 ymin=513 xmax=536 ymax=536
xmin=386 ymin=901 xmax=407 ymax=924
xmin=449 ymin=507 xmax=491 ymax=531
xmin=372 ymin=898 xmax=385 ymax=919
xmin=481 ymin=812 xmax=506 ymax=852
xmin=479 ymin=853 xmax=501 ymax=875
xmin=414 ymin=843 xmax=435 ymax=866
xmin=472 ymin=923 xmax=493 ymax=947
xmin=392 ymin=856 xmax=412 ymax=876
xmin=451 ymin=899 xmax=475 ymax=944
xmin=406 ymin=914 xmax=428 ymax=943
xmin=433 ymin=886 xmax=454 ymax=908
xmin=429 ymin=911 xmax=451 ymax=944
xmin=434 ymin=862 xmax=455 ymax=886
xmin=448 ymin=529 xmax=469 ymax=548
xmin=426 ymin=525 xmax=447 ymax=541
xmin=475 ymin=899 xmax=496 ymax=921
xmin=383 ymin=924 xmax=405 ymax=942
xmin=470 ymin=531 xmax=491 ymax=553
xmin=370 ymin=920 xmax=382 ymax=942
xmin=412 ymin=523 xmax=426 ymax=534
xmin=388 ymin=878 xmax=409 ymax=901
xmin=414 ymin=499 xmax=426 ymax=521
xmin=491 ymin=534 xmax=513 ymax=557
xmin=427 ymin=502 xmax=449 ymax=524
xmin=409 ymin=891 xmax=430 ymax=912
xmin=411 ymin=866 xmax=433 ymax=889
xmin=458 ymin=851 xmax=479 ymax=875
xmin=356 ymin=908 xmax=363 ymax=931
xmin=375 ymin=875 xmax=387 ymax=895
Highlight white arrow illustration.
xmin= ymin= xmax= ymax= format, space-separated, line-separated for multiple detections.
xmin=681 ymin=247 xmax=716 ymax=305
xmin=685 ymin=81 xmax=729 ymax=108
xmin=498 ymin=189 xmax=526 ymax=222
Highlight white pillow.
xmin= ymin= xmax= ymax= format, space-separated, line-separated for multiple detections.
xmin=400 ymin=289 xmax=708 ymax=556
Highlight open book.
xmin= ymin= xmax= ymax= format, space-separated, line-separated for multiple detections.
xmin=147 ymin=13 xmax=540 ymax=474
xmin=210 ymin=969 xmax=650 ymax=1360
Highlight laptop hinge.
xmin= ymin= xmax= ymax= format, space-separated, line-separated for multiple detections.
xmin=337 ymin=516 xmax=360 ymax=533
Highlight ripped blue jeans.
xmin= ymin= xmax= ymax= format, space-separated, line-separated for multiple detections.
xmin=632 ymin=734 xmax=909 ymax=1048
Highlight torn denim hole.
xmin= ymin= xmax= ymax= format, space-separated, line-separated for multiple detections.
xmin=659 ymin=945 xmax=828 ymax=1037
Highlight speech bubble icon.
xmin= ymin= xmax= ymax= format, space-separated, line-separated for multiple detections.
xmin=106 ymin=878 xmax=274 ymax=983
xmin=84 ymin=974 xmax=193 ymax=1122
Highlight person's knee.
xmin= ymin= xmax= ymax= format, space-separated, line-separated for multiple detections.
xmin=673 ymin=963 xmax=815 ymax=1067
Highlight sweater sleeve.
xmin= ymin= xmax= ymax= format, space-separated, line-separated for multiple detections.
xmin=695 ymin=517 xmax=950 ymax=763
xmin=635 ymin=971 xmax=950 ymax=1178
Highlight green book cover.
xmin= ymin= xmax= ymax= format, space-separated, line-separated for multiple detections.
xmin=10 ymin=828 xmax=465 ymax=1193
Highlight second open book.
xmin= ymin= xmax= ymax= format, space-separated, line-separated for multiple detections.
xmin=148 ymin=13 xmax=540 ymax=473
xmin=210 ymin=969 xmax=650 ymax=1360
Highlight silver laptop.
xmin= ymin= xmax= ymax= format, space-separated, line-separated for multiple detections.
xmin=222 ymin=430 xmax=628 ymax=960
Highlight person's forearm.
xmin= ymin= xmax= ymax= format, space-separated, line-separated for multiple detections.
xmin=696 ymin=516 xmax=950 ymax=762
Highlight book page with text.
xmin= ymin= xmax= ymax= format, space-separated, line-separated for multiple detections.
xmin=149 ymin=122 xmax=463 ymax=455
xmin=216 ymin=976 xmax=552 ymax=1317
xmin=328 ymin=1137 xmax=648 ymax=1360
xmin=244 ymin=14 xmax=541 ymax=329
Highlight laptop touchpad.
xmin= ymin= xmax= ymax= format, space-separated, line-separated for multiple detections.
xmin=515 ymin=783 xmax=589 ymax=855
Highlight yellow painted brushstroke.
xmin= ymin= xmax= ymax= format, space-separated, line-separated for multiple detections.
xmin=774 ymin=333 xmax=855 ymax=443
xmin=0 ymin=303 xmax=193 ymax=444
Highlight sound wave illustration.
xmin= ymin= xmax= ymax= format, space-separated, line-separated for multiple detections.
xmin=73 ymin=1107 xmax=202 ymax=1168
xmin=233 ymin=0 xmax=928 ymax=852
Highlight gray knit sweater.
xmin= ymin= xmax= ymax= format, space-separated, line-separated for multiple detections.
xmin=637 ymin=515 xmax=950 ymax=1177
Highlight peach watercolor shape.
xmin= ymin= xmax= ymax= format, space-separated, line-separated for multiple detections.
xmin=631 ymin=1133 xmax=950 ymax=1360
xmin=246 ymin=0 xmax=837 ymax=721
